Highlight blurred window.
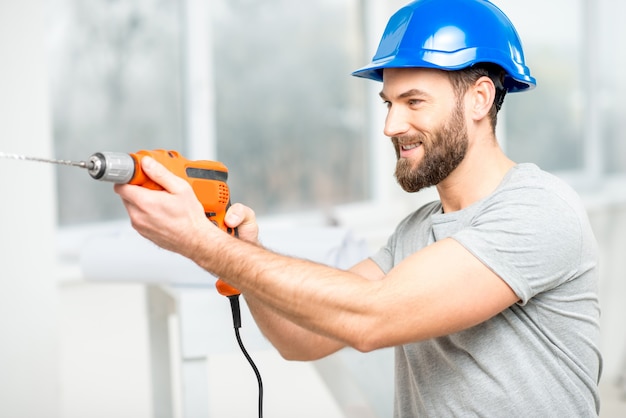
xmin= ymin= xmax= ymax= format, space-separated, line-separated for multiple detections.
xmin=47 ymin=0 xmax=185 ymax=224
xmin=211 ymin=0 xmax=368 ymax=215
xmin=494 ymin=0 xmax=626 ymax=183
xmin=47 ymin=0 xmax=368 ymax=226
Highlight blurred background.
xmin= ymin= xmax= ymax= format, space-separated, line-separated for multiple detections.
xmin=1 ymin=0 xmax=625 ymax=417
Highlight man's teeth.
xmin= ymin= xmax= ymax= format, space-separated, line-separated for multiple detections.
xmin=402 ymin=143 xmax=421 ymax=150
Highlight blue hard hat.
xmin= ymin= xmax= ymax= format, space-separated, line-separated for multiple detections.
xmin=352 ymin=0 xmax=536 ymax=92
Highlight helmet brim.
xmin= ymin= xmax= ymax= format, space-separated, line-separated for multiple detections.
xmin=351 ymin=48 xmax=536 ymax=93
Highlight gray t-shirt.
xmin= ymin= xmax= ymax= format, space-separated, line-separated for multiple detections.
xmin=371 ymin=164 xmax=602 ymax=417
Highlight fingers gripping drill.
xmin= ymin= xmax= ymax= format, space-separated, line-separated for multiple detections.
xmin=87 ymin=149 xmax=241 ymax=297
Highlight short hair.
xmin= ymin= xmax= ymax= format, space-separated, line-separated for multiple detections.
xmin=446 ymin=63 xmax=507 ymax=131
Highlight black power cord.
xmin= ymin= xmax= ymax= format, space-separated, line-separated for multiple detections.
xmin=227 ymin=294 xmax=264 ymax=418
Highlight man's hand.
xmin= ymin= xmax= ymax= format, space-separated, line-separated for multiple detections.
xmin=224 ymin=203 xmax=259 ymax=245
xmin=113 ymin=156 xmax=213 ymax=257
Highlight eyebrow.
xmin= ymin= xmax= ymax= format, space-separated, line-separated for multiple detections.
xmin=379 ymin=88 xmax=429 ymax=101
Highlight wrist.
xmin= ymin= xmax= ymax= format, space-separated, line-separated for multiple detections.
xmin=185 ymin=219 xmax=232 ymax=269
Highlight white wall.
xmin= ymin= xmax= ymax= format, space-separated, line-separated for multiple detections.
xmin=0 ymin=0 xmax=60 ymax=416
xmin=58 ymin=281 xmax=157 ymax=418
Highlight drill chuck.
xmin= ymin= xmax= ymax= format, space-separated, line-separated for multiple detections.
xmin=87 ymin=152 xmax=135 ymax=184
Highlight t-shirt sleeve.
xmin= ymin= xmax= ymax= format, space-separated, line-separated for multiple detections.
xmin=370 ymin=222 xmax=400 ymax=274
xmin=369 ymin=201 xmax=440 ymax=275
xmin=452 ymin=187 xmax=584 ymax=305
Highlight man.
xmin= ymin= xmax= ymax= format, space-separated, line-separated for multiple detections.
xmin=115 ymin=0 xmax=602 ymax=416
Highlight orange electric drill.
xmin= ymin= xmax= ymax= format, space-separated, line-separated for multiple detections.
xmin=86 ymin=149 xmax=240 ymax=296
xmin=87 ymin=149 xmax=260 ymax=413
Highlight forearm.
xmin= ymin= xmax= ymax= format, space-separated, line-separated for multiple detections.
xmin=245 ymin=294 xmax=345 ymax=361
xmin=187 ymin=225 xmax=381 ymax=351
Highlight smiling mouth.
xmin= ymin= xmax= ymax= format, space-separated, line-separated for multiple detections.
xmin=401 ymin=142 xmax=422 ymax=151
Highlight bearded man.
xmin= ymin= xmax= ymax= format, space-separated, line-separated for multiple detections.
xmin=115 ymin=1 xmax=602 ymax=416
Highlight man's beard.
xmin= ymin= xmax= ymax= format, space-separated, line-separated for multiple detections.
xmin=392 ymin=102 xmax=468 ymax=193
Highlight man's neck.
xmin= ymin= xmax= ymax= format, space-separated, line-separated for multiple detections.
xmin=436 ymin=141 xmax=515 ymax=213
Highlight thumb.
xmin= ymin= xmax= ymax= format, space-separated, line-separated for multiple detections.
xmin=225 ymin=203 xmax=255 ymax=228
xmin=225 ymin=203 xmax=259 ymax=243
xmin=141 ymin=156 xmax=188 ymax=193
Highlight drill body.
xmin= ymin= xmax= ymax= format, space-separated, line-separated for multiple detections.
xmin=88 ymin=149 xmax=240 ymax=296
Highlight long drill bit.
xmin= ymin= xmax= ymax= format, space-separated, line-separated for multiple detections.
xmin=0 ymin=151 xmax=91 ymax=169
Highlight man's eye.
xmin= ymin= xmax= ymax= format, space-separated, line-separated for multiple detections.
xmin=408 ymin=99 xmax=422 ymax=106
xmin=382 ymin=100 xmax=391 ymax=108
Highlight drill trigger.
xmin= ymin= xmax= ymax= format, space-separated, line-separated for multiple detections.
xmin=205 ymin=212 xmax=219 ymax=227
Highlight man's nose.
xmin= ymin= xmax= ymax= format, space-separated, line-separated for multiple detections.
xmin=383 ymin=106 xmax=411 ymax=138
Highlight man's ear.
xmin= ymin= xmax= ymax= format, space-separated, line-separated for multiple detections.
xmin=469 ymin=76 xmax=496 ymax=121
